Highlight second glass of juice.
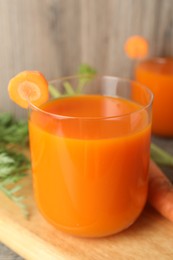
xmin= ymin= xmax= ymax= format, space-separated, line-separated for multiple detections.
xmin=135 ymin=57 xmax=173 ymax=137
xmin=28 ymin=75 xmax=153 ymax=237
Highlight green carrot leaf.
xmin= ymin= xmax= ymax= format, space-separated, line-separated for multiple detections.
xmin=0 ymin=112 xmax=30 ymax=217
xmin=151 ymin=143 xmax=173 ymax=166
xmin=49 ymin=84 xmax=61 ymax=98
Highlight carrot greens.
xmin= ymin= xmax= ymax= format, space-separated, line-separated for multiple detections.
xmin=48 ymin=64 xmax=96 ymax=98
xmin=151 ymin=143 xmax=173 ymax=167
xmin=0 ymin=113 xmax=30 ymax=217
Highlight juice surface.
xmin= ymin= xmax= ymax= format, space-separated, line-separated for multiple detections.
xmin=135 ymin=58 xmax=173 ymax=137
xmin=29 ymin=95 xmax=151 ymax=237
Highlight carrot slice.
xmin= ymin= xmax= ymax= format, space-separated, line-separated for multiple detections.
xmin=124 ymin=35 xmax=149 ymax=59
xmin=8 ymin=71 xmax=49 ymax=108
xmin=148 ymin=160 xmax=173 ymax=222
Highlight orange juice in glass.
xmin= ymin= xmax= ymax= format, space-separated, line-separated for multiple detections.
xmin=135 ymin=57 xmax=173 ymax=137
xmin=28 ymin=75 xmax=153 ymax=237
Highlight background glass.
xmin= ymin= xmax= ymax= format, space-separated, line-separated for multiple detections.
xmin=135 ymin=57 xmax=173 ymax=137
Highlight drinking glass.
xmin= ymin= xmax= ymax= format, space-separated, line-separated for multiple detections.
xmin=28 ymin=75 xmax=153 ymax=237
xmin=135 ymin=57 xmax=173 ymax=137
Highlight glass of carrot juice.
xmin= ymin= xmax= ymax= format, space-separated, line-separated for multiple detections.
xmin=135 ymin=57 xmax=173 ymax=137
xmin=28 ymin=75 xmax=153 ymax=237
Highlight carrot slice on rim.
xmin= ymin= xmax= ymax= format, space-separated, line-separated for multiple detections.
xmin=124 ymin=35 xmax=149 ymax=59
xmin=8 ymin=71 xmax=49 ymax=108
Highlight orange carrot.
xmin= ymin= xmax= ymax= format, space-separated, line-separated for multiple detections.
xmin=148 ymin=160 xmax=173 ymax=222
xmin=8 ymin=71 xmax=49 ymax=108
xmin=124 ymin=35 xmax=149 ymax=59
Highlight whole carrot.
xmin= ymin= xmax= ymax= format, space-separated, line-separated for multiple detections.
xmin=148 ymin=160 xmax=173 ymax=222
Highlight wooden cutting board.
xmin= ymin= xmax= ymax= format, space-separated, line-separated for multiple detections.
xmin=0 ymin=173 xmax=173 ymax=260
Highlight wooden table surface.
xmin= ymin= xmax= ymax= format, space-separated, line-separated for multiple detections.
xmin=0 ymin=136 xmax=173 ymax=260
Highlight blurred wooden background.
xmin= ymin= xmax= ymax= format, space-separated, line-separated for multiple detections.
xmin=0 ymin=0 xmax=173 ymax=118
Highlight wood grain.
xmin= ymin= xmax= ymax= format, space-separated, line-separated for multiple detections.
xmin=1 ymin=136 xmax=173 ymax=259
xmin=0 ymin=0 xmax=81 ymax=118
xmin=80 ymin=0 xmax=173 ymax=76
xmin=0 ymin=0 xmax=173 ymax=117
xmin=0 ymin=175 xmax=173 ymax=260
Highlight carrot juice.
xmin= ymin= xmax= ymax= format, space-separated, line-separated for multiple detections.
xmin=28 ymin=76 xmax=152 ymax=237
xmin=135 ymin=58 xmax=173 ymax=137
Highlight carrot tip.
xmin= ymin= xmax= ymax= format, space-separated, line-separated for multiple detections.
xmin=148 ymin=160 xmax=173 ymax=223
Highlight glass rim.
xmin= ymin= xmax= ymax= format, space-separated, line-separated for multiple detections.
xmin=28 ymin=75 xmax=153 ymax=120
xmin=137 ymin=56 xmax=173 ymax=64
